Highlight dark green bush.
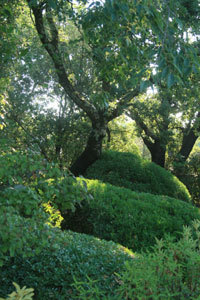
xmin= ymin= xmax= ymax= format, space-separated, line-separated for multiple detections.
xmin=62 ymin=179 xmax=200 ymax=252
xmin=85 ymin=151 xmax=191 ymax=202
xmin=73 ymin=221 xmax=200 ymax=299
xmin=0 ymin=229 xmax=134 ymax=300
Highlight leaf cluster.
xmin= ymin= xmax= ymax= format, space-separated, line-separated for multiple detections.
xmin=0 ymin=282 xmax=34 ymax=300
xmin=0 ymin=151 xmax=88 ymax=265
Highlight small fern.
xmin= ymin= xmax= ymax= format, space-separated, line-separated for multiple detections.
xmin=0 ymin=282 xmax=34 ymax=300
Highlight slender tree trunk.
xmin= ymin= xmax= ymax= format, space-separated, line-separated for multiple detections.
xmin=70 ymin=119 xmax=107 ymax=176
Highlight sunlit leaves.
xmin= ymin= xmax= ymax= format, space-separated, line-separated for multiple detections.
xmin=0 ymin=151 xmax=89 ymax=265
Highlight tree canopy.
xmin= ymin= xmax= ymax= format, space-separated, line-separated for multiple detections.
xmin=2 ymin=0 xmax=197 ymax=174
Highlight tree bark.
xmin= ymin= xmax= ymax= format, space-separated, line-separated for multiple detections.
xmin=149 ymin=140 xmax=166 ymax=168
xmin=70 ymin=119 xmax=107 ymax=175
xmin=126 ymin=110 xmax=167 ymax=168
xmin=178 ymin=130 xmax=198 ymax=161
xmin=176 ymin=117 xmax=200 ymax=163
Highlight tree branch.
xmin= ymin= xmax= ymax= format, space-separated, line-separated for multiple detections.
xmin=126 ymin=108 xmax=158 ymax=142
xmin=107 ymin=87 xmax=140 ymax=121
xmin=27 ymin=0 xmax=96 ymax=120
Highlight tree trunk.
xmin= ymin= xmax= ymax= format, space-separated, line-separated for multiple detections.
xmin=148 ymin=140 xmax=166 ymax=168
xmin=70 ymin=120 xmax=107 ymax=176
xmin=173 ymin=128 xmax=199 ymax=178
xmin=176 ymin=129 xmax=198 ymax=162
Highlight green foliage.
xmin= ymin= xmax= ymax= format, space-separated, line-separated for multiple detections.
xmin=82 ymin=0 xmax=199 ymax=90
xmin=85 ymin=151 xmax=191 ymax=202
xmin=72 ymin=221 xmax=200 ymax=299
xmin=0 ymin=151 xmax=88 ymax=265
xmin=103 ymin=116 xmax=140 ymax=155
xmin=0 ymin=229 xmax=133 ymax=300
xmin=175 ymin=149 xmax=200 ymax=206
xmin=0 ymin=283 xmax=34 ymax=300
xmin=117 ymin=224 xmax=200 ymax=300
xmin=62 ymin=179 xmax=199 ymax=252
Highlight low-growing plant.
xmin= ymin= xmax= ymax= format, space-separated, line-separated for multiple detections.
xmin=72 ymin=221 xmax=200 ymax=299
xmin=0 ymin=229 xmax=134 ymax=300
xmin=85 ymin=151 xmax=191 ymax=202
xmin=62 ymin=179 xmax=200 ymax=252
xmin=0 ymin=282 xmax=34 ymax=300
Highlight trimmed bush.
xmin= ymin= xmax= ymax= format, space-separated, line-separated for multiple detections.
xmin=73 ymin=221 xmax=200 ymax=299
xmin=62 ymin=179 xmax=200 ymax=252
xmin=85 ymin=151 xmax=191 ymax=202
xmin=0 ymin=229 xmax=134 ymax=300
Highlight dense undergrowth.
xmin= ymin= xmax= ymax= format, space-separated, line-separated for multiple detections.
xmin=1 ymin=151 xmax=200 ymax=299
xmin=73 ymin=222 xmax=200 ymax=299
xmin=0 ymin=152 xmax=88 ymax=265
xmin=85 ymin=151 xmax=191 ymax=202
xmin=2 ymin=223 xmax=200 ymax=300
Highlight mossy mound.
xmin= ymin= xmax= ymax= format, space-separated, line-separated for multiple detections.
xmin=85 ymin=151 xmax=191 ymax=202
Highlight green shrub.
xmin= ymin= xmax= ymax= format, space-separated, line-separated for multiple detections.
xmin=0 ymin=151 xmax=88 ymax=265
xmin=62 ymin=179 xmax=200 ymax=252
xmin=73 ymin=221 xmax=200 ymax=299
xmin=0 ymin=229 xmax=134 ymax=300
xmin=85 ymin=151 xmax=191 ymax=202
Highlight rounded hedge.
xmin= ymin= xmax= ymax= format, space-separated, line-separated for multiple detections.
xmin=62 ymin=179 xmax=200 ymax=252
xmin=85 ymin=151 xmax=191 ymax=202
xmin=0 ymin=228 xmax=133 ymax=300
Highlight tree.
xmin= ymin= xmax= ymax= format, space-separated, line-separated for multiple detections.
xmin=23 ymin=0 xmax=199 ymax=175
xmin=127 ymin=78 xmax=200 ymax=168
